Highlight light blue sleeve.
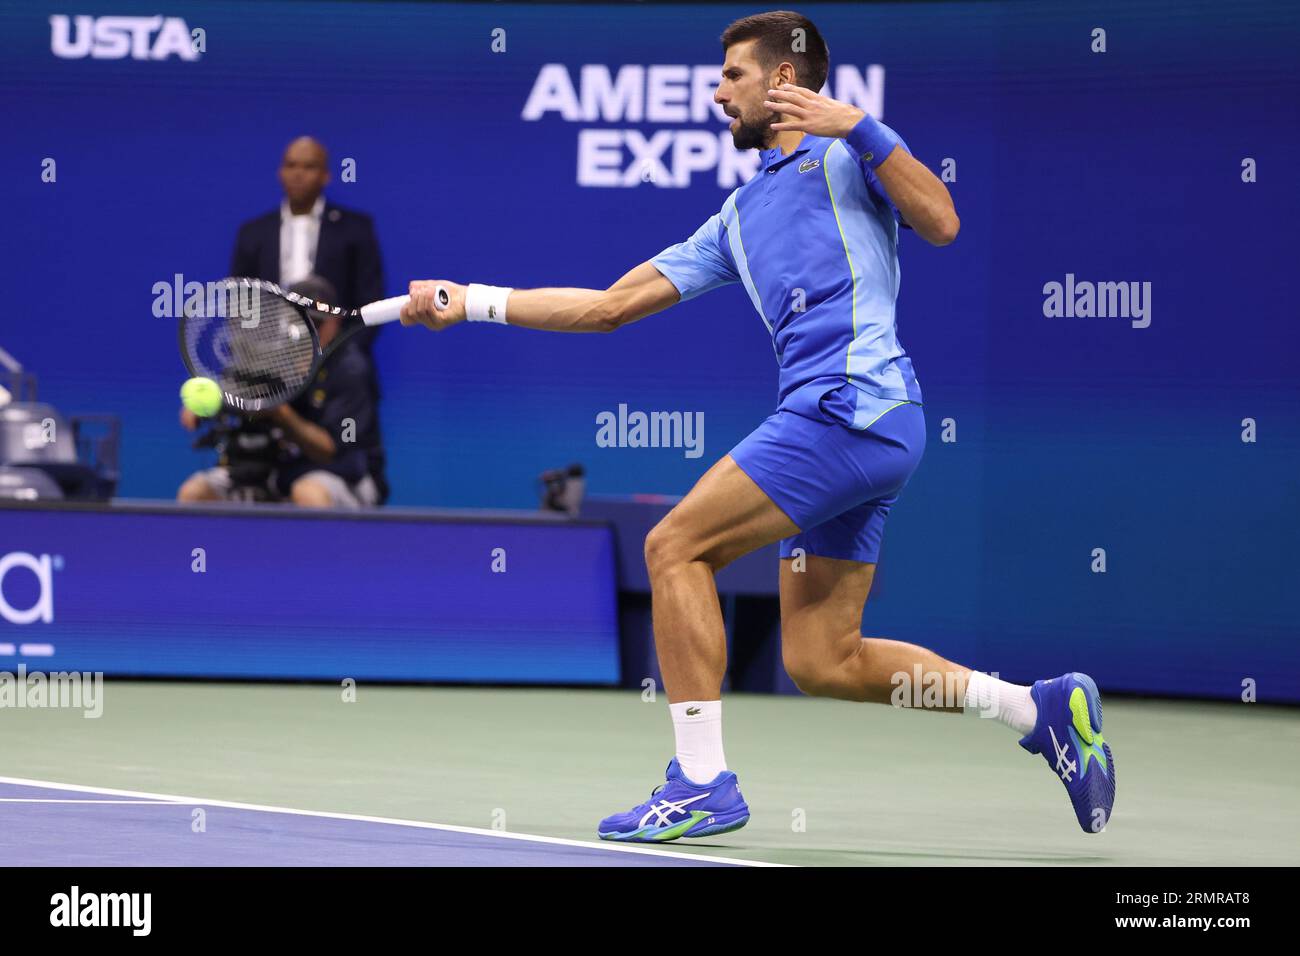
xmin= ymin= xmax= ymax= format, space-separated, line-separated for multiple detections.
xmin=650 ymin=210 xmax=738 ymax=302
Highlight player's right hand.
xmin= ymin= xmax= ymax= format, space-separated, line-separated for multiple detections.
xmin=403 ymin=280 xmax=466 ymax=331
xmin=179 ymin=407 xmax=199 ymax=430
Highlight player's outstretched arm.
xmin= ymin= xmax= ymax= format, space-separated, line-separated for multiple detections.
xmin=399 ymin=262 xmax=681 ymax=334
xmin=765 ymin=84 xmax=960 ymax=247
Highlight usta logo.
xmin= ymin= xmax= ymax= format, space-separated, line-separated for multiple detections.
xmin=0 ymin=552 xmax=55 ymax=625
xmin=50 ymin=15 xmax=200 ymax=61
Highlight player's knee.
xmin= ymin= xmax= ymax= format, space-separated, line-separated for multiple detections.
xmin=782 ymin=645 xmax=833 ymax=697
xmin=644 ymin=519 xmax=698 ymax=577
xmin=643 ymin=521 xmax=676 ymax=576
xmin=290 ymin=478 xmax=332 ymax=508
xmin=782 ymin=629 xmax=862 ymax=698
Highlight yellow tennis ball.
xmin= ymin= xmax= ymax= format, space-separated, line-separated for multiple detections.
xmin=180 ymin=377 xmax=223 ymax=417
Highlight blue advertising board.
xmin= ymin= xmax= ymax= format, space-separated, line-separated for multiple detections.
xmin=0 ymin=504 xmax=620 ymax=683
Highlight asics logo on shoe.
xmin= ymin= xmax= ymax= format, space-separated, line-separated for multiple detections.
xmin=1049 ymin=726 xmax=1077 ymax=782
xmin=638 ymin=792 xmax=712 ymax=828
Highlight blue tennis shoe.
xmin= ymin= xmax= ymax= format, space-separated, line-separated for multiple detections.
xmin=598 ymin=758 xmax=750 ymax=843
xmin=1019 ymin=672 xmax=1116 ymax=833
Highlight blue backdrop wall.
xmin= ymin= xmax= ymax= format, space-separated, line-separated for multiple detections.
xmin=1 ymin=0 xmax=1297 ymax=699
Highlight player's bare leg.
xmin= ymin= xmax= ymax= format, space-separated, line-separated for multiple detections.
xmin=780 ymin=555 xmax=1041 ymax=723
xmin=779 ymin=555 xmax=972 ymax=708
xmin=597 ymin=455 xmax=794 ymax=842
xmin=778 ymin=554 xmax=1116 ymax=832
xmin=643 ymin=454 xmax=798 ymax=703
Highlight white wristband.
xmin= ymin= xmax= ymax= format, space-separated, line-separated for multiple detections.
xmin=464 ymin=283 xmax=512 ymax=323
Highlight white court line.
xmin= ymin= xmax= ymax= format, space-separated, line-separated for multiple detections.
xmin=0 ymin=799 xmax=189 ymax=804
xmin=0 ymin=775 xmax=786 ymax=867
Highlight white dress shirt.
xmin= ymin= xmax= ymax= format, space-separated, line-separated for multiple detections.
xmin=279 ymin=196 xmax=325 ymax=288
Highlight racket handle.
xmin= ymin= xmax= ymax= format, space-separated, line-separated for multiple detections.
xmin=360 ymin=286 xmax=451 ymax=326
xmin=360 ymin=295 xmax=409 ymax=326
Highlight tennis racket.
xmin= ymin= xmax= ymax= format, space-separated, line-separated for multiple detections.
xmin=178 ymin=277 xmax=447 ymax=412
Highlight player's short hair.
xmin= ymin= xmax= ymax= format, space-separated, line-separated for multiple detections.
xmin=720 ymin=10 xmax=830 ymax=93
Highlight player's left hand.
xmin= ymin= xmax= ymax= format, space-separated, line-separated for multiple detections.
xmin=765 ymin=84 xmax=865 ymax=138
xmin=403 ymin=280 xmax=466 ymax=331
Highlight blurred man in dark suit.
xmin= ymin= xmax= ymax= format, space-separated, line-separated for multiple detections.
xmin=229 ymin=136 xmax=386 ymax=351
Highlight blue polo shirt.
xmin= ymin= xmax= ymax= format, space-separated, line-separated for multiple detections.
xmin=651 ymin=120 xmax=922 ymax=429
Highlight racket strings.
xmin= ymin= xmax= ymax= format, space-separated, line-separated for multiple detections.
xmin=182 ymin=282 xmax=317 ymax=410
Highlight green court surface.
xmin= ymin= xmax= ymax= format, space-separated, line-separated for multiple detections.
xmin=3 ymin=681 xmax=1297 ymax=866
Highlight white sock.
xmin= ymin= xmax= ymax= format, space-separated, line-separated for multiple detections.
xmin=963 ymin=671 xmax=1037 ymax=736
xmin=670 ymin=700 xmax=727 ymax=784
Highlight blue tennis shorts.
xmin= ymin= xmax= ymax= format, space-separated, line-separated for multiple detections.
xmin=729 ymin=389 xmax=926 ymax=564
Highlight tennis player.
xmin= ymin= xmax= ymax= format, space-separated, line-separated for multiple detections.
xmin=401 ymin=10 xmax=1115 ymax=841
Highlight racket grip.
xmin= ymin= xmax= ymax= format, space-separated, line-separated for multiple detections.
xmin=360 ymin=286 xmax=451 ymax=325
xmin=360 ymin=295 xmax=410 ymax=326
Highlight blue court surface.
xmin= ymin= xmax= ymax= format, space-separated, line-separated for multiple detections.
xmin=0 ymin=779 xmax=762 ymax=867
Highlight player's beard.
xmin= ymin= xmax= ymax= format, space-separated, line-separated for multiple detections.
xmin=728 ymin=107 xmax=777 ymax=151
